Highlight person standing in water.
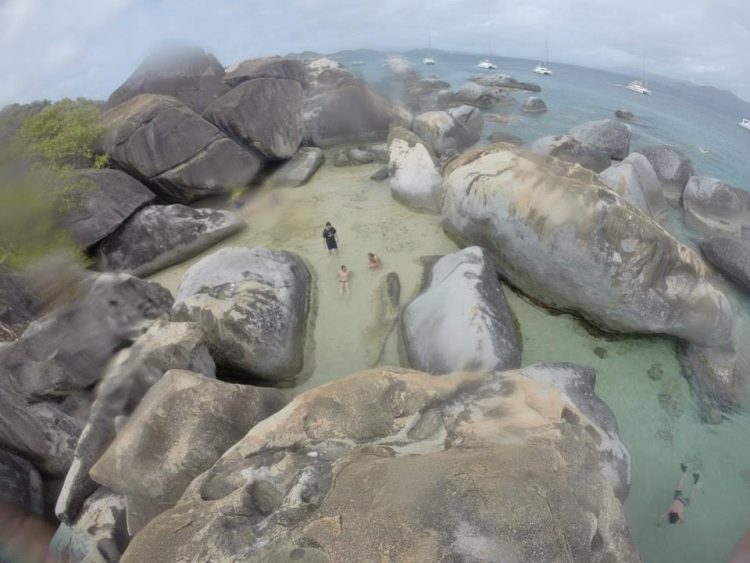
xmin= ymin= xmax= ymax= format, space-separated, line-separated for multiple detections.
xmin=658 ymin=463 xmax=701 ymax=526
xmin=323 ymin=222 xmax=338 ymax=255
xmin=367 ymin=252 xmax=382 ymax=269
xmin=338 ymin=265 xmax=351 ymax=297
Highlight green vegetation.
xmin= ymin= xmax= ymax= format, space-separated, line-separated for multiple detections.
xmin=0 ymin=98 xmax=108 ymax=268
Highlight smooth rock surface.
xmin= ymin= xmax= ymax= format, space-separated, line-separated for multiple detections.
xmin=700 ymin=237 xmax=750 ymax=292
xmin=446 ymin=104 xmax=484 ymax=137
xmin=487 ymin=131 xmax=523 ymax=145
xmin=599 ymin=153 xmax=667 ymax=219
xmin=412 ymin=110 xmax=479 ymax=158
xmin=63 ymin=169 xmax=155 ymax=249
xmin=637 ymin=144 xmax=696 ymax=200
xmin=0 ymin=449 xmax=44 ymax=515
xmin=56 ymin=320 xmax=215 ymax=524
xmin=437 ymin=82 xmax=507 ymax=109
xmin=683 ymin=176 xmax=746 ymax=235
xmin=441 ymin=146 xmax=733 ymax=347
xmin=203 ymin=78 xmax=304 ymax=160
xmin=521 ymin=96 xmax=547 ymax=113
xmin=471 ymin=74 xmax=541 ymax=91
xmin=267 ymin=147 xmax=324 ymax=187
xmin=569 ymin=119 xmax=631 ymax=160
xmin=107 ymin=47 xmax=228 ymax=113
xmin=97 ymin=204 xmax=245 ymax=277
xmin=121 ymin=367 xmax=638 ymax=563
xmin=90 ymin=369 xmax=287 ymax=533
xmin=98 ymin=94 xmax=262 ymax=203
xmin=402 ymin=247 xmax=521 ymax=374
xmin=387 ymin=126 xmax=443 ymax=212
xmin=172 ymin=247 xmax=311 ymax=381
xmin=679 ymin=343 xmax=740 ymax=419
xmin=224 ymin=56 xmax=307 ymax=88
xmin=529 ymin=134 xmax=611 ymax=172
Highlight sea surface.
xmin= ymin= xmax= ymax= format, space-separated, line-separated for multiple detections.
xmin=151 ymin=52 xmax=750 ymax=563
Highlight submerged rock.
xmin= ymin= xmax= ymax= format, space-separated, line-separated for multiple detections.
xmin=107 ymin=46 xmax=229 ymax=113
xmin=529 ymin=134 xmax=611 ymax=172
xmin=441 ymin=146 xmax=732 ymax=347
xmin=615 ymin=109 xmax=635 ymax=121
xmin=90 ymin=370 xmax=287 ymax=533
xmin=637 ymin=144 xmax=695 ymax=201
xmin=679 ymin=343 xmax=741 ymax=420
xmin=521 ymin=96 xmax=547 ymax=113
xmin=99 ymin=94 xmax=262 ymax=203
xmin=172 ymin=247 xmax=311 ymax=381
xmin=683 ymin=176 xmax=747 ymax=236
xmin=471 ymin=74 xmax=541 ymax=92
xmin=402 ymin=247 xmax=521 ymax=374
xmin=413 ymin=110 xmax=479 ymax=158
xmin=96 ymin=205 xmax=245 ymax=277
xmin=569 ymin=119 xmax=631 ymax=160
xmin=348 ymin=147 xmax=374 ymax=164
xmin=599 ymin=153 xmax=667 ymax=220
xmin=63 ymin=169 xmax=155 ymax=249
xmin=387 ymin=126 xmax=443 ymax=213
xmin=700 ymin=237 xmax=750 ymax=292
xmin=487 ymin=131 xmax=523 ymax=145
xmin=437 ymin=82 xmax=509 ymax=109
xmin=268 ymin=147 xmax=324 ymax=187
xmin=203 ymin=77 xmax=304 ymax=160
xmin=370 ymin=165 xmax=389 ymax=182
xmin=121 ymin=366 xmax=638 ymax=563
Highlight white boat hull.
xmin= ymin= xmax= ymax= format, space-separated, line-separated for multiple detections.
xmin=740 ymin=122 xmax=750 ymax=131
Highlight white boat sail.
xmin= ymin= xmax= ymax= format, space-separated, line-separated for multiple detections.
xmin=533 ymin=39 xmax=552 ymax=75
xmin=423 ymin=32 xmax=436 ymax=65
xmin=627 ymin=58 xmax=652 ymax=95
xmin=739 ymin=118 xmax=750 ymax=131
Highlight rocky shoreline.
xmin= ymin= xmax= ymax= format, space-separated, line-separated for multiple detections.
xmin=1 ymin=46 xmax=748 ymax=562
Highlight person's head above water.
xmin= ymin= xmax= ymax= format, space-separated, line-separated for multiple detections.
xmin=669 ymin=511 xmax=680 ymax=524
xmin=341 ymin=265 xmax=347 ymax=270
xmin=325 ymin=222 xmax=332 ymax=227
xmin=368 ymin=252 xmax=374 ymax=258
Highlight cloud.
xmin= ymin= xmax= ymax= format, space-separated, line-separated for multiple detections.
xmin=1 ymin=0 xmax=748 ymax=106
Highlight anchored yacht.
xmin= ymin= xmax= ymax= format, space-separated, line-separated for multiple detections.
xmin=477 ymin=59 xmax=497 ymax=69
xmin=626 ymin=80 xmax=652 ymax=95
xmin=739 ymin=118 xmax=750 ymax=131
xmin=423 ymin=32 xmax=437 ymax=65
xmin=423 ymin=57 xmax=436 ymax=66
xmin=532 ymin=39 xmax=553 ymax=75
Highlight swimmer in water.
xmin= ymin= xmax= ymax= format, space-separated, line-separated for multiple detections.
xmin=338 ymin=265 xmax=351 ymax=297
xmin=367 ymin=252 xmax=382 ymax=269
xmin=658 ymin=462 xmax=701 ymax=526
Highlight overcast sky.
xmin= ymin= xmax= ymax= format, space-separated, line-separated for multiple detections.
xmin=1 ymin=0 xmax=748 ymax=107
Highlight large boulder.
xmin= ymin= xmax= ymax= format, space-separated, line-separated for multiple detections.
xmin=637 ymin=144 xmax=695 ymax=200
xmin=0 ymin=270 xmax=37 ymax=341
xmin=413 ymin=110 xmax=479 ymax=158
xmin=471 ymin=73 xmax=541 ymax=92
xmin=224 ymin=56 xmax=307 ymax=88
xmin=679 ymin=343 xmax=740 ymax=420
xmin=599 ymin=153 xmax=667 ymax=220
xmin=404 ymin=77 xmax=451 ymax=112
xmin=446 ymin=104 xmax=484 ymax=137
xmin=172 ymin=247 xmax=311 ymax=381
xmin=303 ymin=68 xmax=394 ymax=147
xmin=441 ymin=146 xmax=733 ymax=347
xmin=56 ymin=320 xmax=215 ymax=524
xmin=96 ymin=204 xmax=245 ymax=277
xmin=700 ymin=237 xmax=750 ymax=292
xmin=267 ymin=147 xmax=324 ymax=187
xmin=107 ymin=47 xmax=229 ymax=114
xmin=50 ymin=488 xmax=128 ymax=563
xmin=569 ymin=119 xmax=630 ymax=160
xmin=63 ymin=169 xmax=155 ymax=249
xmin=0 ymin=449 xmax=44 ymax=515
xmin=682 ymin=176 xmax=746 ymax=235
xmin=615 ymin=109 xmax=635 ymax=121
xmin=121 ymin=366 xmax=638 ymax=562
xmin=387 ymin=126 xmax=443 ymax=212
xmin=402 ymin=247 xmax=521 ymax=374
xmin=529 ymin=134 xmax=611 ymax=173
xmin=521 ymin=96 xmax=547 ymax=113
xmin=203 ymin=78 xmax=304 ymax=160
xmin=90 ymin=369 xmax=287 ymax=533
xmin=98 ymin=94 xmax=262 ymax=203
xmin=437 ymin=82 xmax=510 ymax=109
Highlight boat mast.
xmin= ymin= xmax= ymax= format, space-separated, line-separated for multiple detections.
xmin=428 ymin=32 xmax=432 ymax=52
xmin=545 ymin=38 xmax=549 ymax=66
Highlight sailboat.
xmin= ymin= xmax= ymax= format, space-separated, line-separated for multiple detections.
xmin=533 ymin=39 xmax=552 ymax=75
xmin=477 ymin=38 xmax=497 ymax=69
xmin=423 ymin=33 xmax=436 ymax=66
xmin=627 ymin=57 xmax=652 ymax=95
xmin=739 ymin=118 xmax=750 ymax=131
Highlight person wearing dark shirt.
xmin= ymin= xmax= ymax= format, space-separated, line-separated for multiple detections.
xmin=323 ymin=222 xmax=338 ymax=255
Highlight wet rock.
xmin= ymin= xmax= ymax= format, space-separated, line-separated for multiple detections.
xmin=107 ymin=46 xmax=229 ymax=113
xmin=637 ymin=144 xmax=696 ymax=201
xmin=594 ymin=347 xmax=609 ymax=359
xmin=471 ymin=74 xmax=541 ymax=92
xmin=647 ymin=362 xmax=664 ymax=381
xmin=521 ymin=96 xmax=547 ymax=113
xmin=49 ymin=488 xmax=128 ymax=563
xmin=333 ymin=149 xmax=350 ymax=167
xmin=487 ymin=131 xmax=523 ymax=145
xmin=569 ymin=119 xmax=631 ymax=161
xmin=98 ymin=94 xmax=262 ymax=203
xmin=599 ymin=153 xmax=668 ymax=220
xmin=203 ymin=78 xmax=304 ymax=160
xmin=437 ymin=82 xmax=509 ymax=109
xmin=700 ymin=237 xmax=750 ymax=292
xmin=90 ymin=369 xmax=287 ymax=533
xmin=121 ymin=366 xmax=638 ymax=563
xmin=683 ymin=176 xmax=747 ymax=236
xmin=63 ymin=169 xmax=155 ymax=249
xmin=370 ymin=165 xmax=389 ymax=182
xmin=387 ymin=126 xmax=443 ymax=213
xmin=403 ymin=247 xmax=521 ymax=374
xmin=56 ymin=320 xmax=215 ymax=524
xmin=529 ymin=134 xmax=611 ymax=172
xmin=369 ymin=143 xmax=389 ymax=162
xmin=441 ymin=145 xmax=733 ymax=347
xmin=268 ymin=147 xmax=324 ymax=187
xmin=446 ymin=104 xmax=484 ymax=137
xmin=172 ymin=247 xmax=311 ymax=382
xmin=679 ymin=342 xmax=740 ymax=419
xmin=0 ymin=449 xmax=44 ymax=515
xmin=348 ymin=147 xmax=374 ymax=164
xmin=224 ymin=56 xmax=307 ymax=88
xmin=96 ymin=205 xmax=245 ymax=277
xmin=412 ymin=110 xmax=479 ymax=158
xmin=615 ymin=109 xmax=635 ymax=121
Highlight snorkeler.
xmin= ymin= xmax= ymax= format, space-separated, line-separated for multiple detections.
xmin=658 ymin=463 xmax=701 ymax=526
xmin=338 ymin=265 xmax=351 ymax=297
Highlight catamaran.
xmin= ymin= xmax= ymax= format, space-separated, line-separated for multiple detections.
xmin=477 ymin=59 xmax=497 ymax=69
xmin=423 ymin=32 xmax=436 ymax=65
xmin=627 ymin=58 xmax=652 ymax=95
xmin=533 ymin=39 xmax=552 ymax=75
xmin=739 ymin=118 xmax=750 ymax=131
